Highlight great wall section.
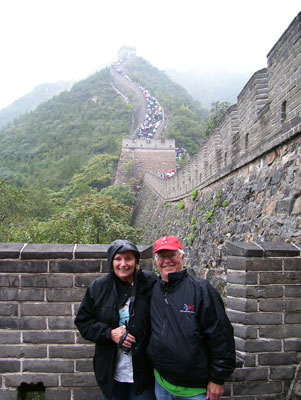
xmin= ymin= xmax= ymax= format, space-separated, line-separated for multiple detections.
xmin=0 ymin=13 xmax=300 ymax=400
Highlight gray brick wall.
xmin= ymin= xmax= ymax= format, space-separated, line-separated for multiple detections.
xmin=144 ymin=12 xmax=301 ymax=201
xmin=225 ymin=242 xmax=301 ymax=400
xmin=0 ymin=243 xmax=153 ymax=400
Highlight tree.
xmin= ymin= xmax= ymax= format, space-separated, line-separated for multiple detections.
xmin=100 ymin=185 xmax=136 ymax=206
xmin=203 ymin=101 xmax=231 ymax=136
xmin=0 ymin=180 xmax=28 ymax=241
xmin=26 ymin=194 xmax=140 ymax=244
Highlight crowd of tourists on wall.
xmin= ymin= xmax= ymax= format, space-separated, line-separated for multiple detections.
xmin=112 ymin=55 xmax=163 ymax=142
xmin=112 ymin=53 xmax=188 ymax=179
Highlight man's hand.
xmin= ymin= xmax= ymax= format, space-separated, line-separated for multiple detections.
xmin=110 ymin=327 xmax=136 ymax=348
xmin=206 ymin=382 xmax=224 ymax=400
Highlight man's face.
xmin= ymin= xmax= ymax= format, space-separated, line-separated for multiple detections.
xmin=156 ymin=250 xmax=184 ymax=282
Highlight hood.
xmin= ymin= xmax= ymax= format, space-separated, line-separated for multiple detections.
xmin=107 ymin=239 xmax=140 ymax=270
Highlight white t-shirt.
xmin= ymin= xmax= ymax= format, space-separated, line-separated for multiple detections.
xmin=114 ymin=298 xmax=134 ymax=383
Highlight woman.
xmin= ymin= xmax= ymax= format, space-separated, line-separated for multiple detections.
xmin=75 ymin=239 xmax=157 ymax=400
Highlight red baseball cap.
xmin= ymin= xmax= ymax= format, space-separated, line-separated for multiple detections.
xmin=153 ymin=236 xmax=183 ymax=253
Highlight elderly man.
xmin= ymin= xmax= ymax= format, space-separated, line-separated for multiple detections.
xmin=148 ymin=236 xmax=235 ymax=400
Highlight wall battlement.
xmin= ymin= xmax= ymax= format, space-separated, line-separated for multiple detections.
xmin=144 ymin=12 xmax=301 ymax=201
xmin=0 ymin=242 xmax=300 ymax=399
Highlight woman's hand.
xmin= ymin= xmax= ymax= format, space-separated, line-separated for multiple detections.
xmin=110 ymin=327 xmax=136 ymax=348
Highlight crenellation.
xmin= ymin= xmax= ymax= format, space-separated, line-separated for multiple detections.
xmin=142 ymin=14 xmax=300 ymax=201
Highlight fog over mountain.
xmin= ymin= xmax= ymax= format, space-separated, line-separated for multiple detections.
xmin=166 ymin=68 xmax=251 ymax=109
xmin=0 ymin=81 xmax=73 ymax=129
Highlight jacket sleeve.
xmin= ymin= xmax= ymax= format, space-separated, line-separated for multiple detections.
xmin=74 ymin=284 xmax=112 ymax=344
xmin=200 ymin=282 xmax=236 ymax=385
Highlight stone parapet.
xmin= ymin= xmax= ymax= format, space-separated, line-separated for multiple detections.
xmin=0 ymin=243 xmax=153 ymax=400
xmin=224 ymin=241 xmax=301 ymax=400
xmin=143 ymin=13 xmax=301 ymax=202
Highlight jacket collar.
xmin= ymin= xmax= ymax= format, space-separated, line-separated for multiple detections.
xmin=160 ymin=268 xmax=187 ymax=290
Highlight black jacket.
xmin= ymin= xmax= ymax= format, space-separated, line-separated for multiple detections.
xmin=147 ymin=269 xmax=236 ymax=388
xmin=75 ymin=269 xmax=157 ymax=399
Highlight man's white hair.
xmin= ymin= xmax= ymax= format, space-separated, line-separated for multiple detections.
xmin=155 ymin=248 xmax=185 ymax=260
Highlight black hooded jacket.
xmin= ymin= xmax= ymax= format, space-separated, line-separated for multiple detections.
xmin=74 ymin=240 xmax=157 ymax=399
xmin=147 ymin=269 xmax=236 ymax=388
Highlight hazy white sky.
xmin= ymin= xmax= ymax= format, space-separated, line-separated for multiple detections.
xmin=0 ymin=0 xmax=300 ymax=110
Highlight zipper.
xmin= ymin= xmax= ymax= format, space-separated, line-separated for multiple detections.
xmin=159 ymin=284 xmax=169 ymax=370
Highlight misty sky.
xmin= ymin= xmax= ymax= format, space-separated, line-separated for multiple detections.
xmin=0 ymin=0 xmax=300 ymax=110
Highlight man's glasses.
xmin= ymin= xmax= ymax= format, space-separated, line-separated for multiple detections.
xmin=156 ymin=253 xmax=179 ymax=262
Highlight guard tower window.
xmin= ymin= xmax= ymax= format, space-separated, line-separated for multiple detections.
xmin=245 ymin=133 xmax=249 ymax=150
xmin=18 ymin=383 xmax=45 ymax=400
xmin=281 ymin=100 xmax=287 ymax=121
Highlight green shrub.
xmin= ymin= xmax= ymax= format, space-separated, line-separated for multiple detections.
xmin=222 ymin=200 xmax=228 ymax=207
xmin=191 ymin=189 xmax=198 ymax=201
xmin=202 ymin=209 xmax=214 ymax=223
xmin=188 ymin=233 xmax=196 ymax=246
xmin=177 ymin=201 xmax=184 ymax=210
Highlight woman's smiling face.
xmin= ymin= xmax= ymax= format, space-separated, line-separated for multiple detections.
xmin=112 ymin=251 xmax=137 ymax=283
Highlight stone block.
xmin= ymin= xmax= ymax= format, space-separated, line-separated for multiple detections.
xmin=285 ymin=312 xmax=301 ymax=324
xmin=49 ymin=260 xmax=100 ymax=273
xmin=49 ymin=345 xmax=94 ymax=359
xmin=47 ymin=288 xmax=85 ymax=302
xmin=75 ymin=274 xmax=100 ymax=288
xmin=286 ymin=285 xmax=301 ymax=297
xmin=226 ymin=242 xmax=263 ymax=257
xmin=60 ymin=373 xmax=97 ymax=387
xmin=0 ymin=360 xmax=20 ymax=372
xmin=269 ymin=366 xmax=296 ymax=380
xmin=21 ymin=303 xmax=71 ymax=316
xmin=284 ymin=339 xmax=301 ymax=351
xmin=247 ymin=285 xmax=283 ymax=299
xmin=0 ymin=275 xmax=19 ymax=287
xmin=48 ymin=317 xmax=75 ymax=330
xmin=260 ymin=324 xmax=301 ymax=339
xmin=0 ymin=303 xmax=18 ymax=316
xmin=75 ymin=360 xmax=94 ymax=372
xmin=0 ymin=260 xmax=47 ymax=273
xmin=75 ymin=244 xmax=107 ymax=259
xmin=227 ymin=297 xmax=257 ymax=312
xmin=0 ymin=243 xmax=24 ymax=259
xmin=231 ymin=367 xmax=269 ymax=381
xmin=23 ymin=360 xmax=74 ymax=373
xmin=259 ymin=299 xmax=285 ymax=312
xmin=240 ymin=339 xmax=282 ymax=353
xmin=227 ymin=271 xmax=258 ymax=285
xmin=233 ymin=324 xmax=257 ymax=339
xmin=23 ymin=331 xmax=75 ymax=344
xmin=0 ymin=331 xmax=21 ymax=344
xmin=21 ymin=244 xmax=74 ymax=259
xmin=260 ymin=271 xmax=300 ymax=284
xmin=101 ymin=260 xmax=109 ymax=273
xmin=4 ymin=373 xmax=58 ymax=387
xmin=73 ymin=388 xmax=102 ymax=400
xmin=258 ymin=352 xmax=298 ymax=365
xmin=228 ymin=310 xmax=282 ymax=325
xmin=260 ymin=242 xmax=300 ymax=257
xmin=46 ymin=389 xmax=72 ymax=400
xmin=0 ymin=345 xmax=47 ymax=359
xmin=232 ymin=381 xmax=282 ymax=395
xmin=227 ymin=257 xmax=282 ymax=271
xmin=284 ymin=257 xmax=301 ymax=270
xmin=0 ymin=317 xmax=19 ymax=329
xmin=0 ymin=390 xmax=18 ymax=400
xmin=0 ymin=317 xmax=47 ymax=330
xmin=0 ymin=288 xmax=44 ymax=301
xmin=140 ymin=259 xmax=154 ymax=271
xmin=21 ymin=274 xmax=73 ymax=288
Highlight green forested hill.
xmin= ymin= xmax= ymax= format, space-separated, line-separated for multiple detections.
xmin=0 ymin=68 xmax=133 ymax=190
xmin=0 ymin=57 xmax=213 ymax=244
